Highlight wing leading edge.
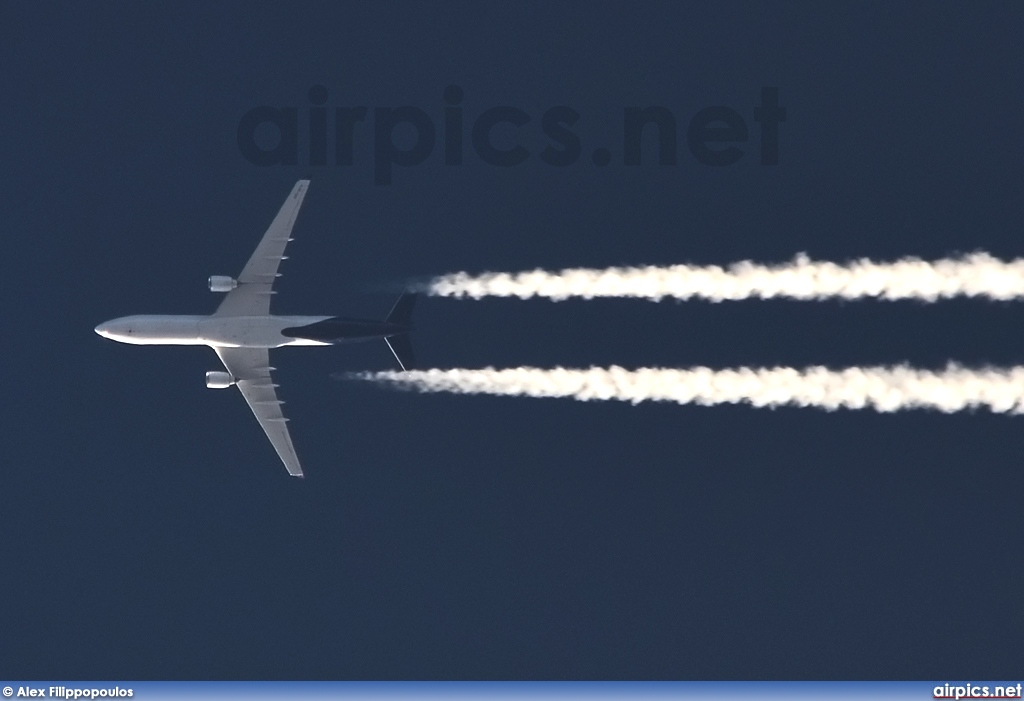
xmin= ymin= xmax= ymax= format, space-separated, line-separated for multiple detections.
xmin=215 ymin=346 xmax=303 ymax=477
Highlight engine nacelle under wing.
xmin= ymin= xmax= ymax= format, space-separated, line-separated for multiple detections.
xmin=208 ymin=275 xmax=238 ymax=292
xmin=205 ymin=371 xmax=235 ymax=389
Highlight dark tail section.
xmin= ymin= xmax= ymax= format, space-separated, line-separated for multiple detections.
xmin=385 ymin=291 xmax=416 ymax=326
xmin=384 ymin=291 xmax=416 ymax=371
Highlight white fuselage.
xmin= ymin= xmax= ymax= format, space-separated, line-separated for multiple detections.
xmin=94 ymin=315 xmax=334 ymax=348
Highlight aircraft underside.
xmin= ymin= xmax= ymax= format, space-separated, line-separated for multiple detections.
xmin=95 ymin=180 xmax=417 ymax=476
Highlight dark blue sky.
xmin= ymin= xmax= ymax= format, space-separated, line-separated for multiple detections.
xmin=3 ymin=1 xmax=1023 ymax=679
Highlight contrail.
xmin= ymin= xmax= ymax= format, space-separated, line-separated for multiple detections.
xmin=345 ymin=365 xmax=1024 ymax=414
xmin=423 ymin=252 xmax=1024 ymax=302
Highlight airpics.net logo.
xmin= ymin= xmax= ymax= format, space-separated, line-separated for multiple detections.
xmin=934 ymin=683 xmax=1024 ymax=699
xmin=236 ymin=85 xmax=786 ymax=185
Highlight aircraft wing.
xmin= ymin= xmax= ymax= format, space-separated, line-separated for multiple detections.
xmin=215 ymin=346 xmax=303 ymax=477
xmin=215 ymin=180 xmax=310 ymax=317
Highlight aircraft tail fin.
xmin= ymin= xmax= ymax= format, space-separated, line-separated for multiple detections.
xmin=385 ymin=290 xmax=416 ymax=326
xmin=384 ymin=334 xmax=416 ymax=371
xmin=383 ymin=291 xmax=416 ymax=370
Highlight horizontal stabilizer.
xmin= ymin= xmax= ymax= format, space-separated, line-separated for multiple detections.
xmin=385 ymin=291 xmax=416 ymax=326
xmin=384 ymin=334 xmax=416 ymax=371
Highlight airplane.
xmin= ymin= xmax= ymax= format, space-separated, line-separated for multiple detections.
xmin=95 ymin=180 xmax=416 ymax=478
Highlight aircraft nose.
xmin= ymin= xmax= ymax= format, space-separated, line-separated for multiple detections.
xmin=94 ymin=322 xmax=112 ymax=338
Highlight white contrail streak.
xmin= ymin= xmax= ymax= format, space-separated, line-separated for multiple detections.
xmin=349 ymin=365 xmax=1024 ymax=414
xmin=424 ymin=253 xmax=1024 ymax=302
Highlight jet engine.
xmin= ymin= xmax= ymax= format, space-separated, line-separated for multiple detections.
xmin=208 ymin=275 xmax=238 ymax=292
xmin=205 ymin=371 xmax=235 ymax=389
